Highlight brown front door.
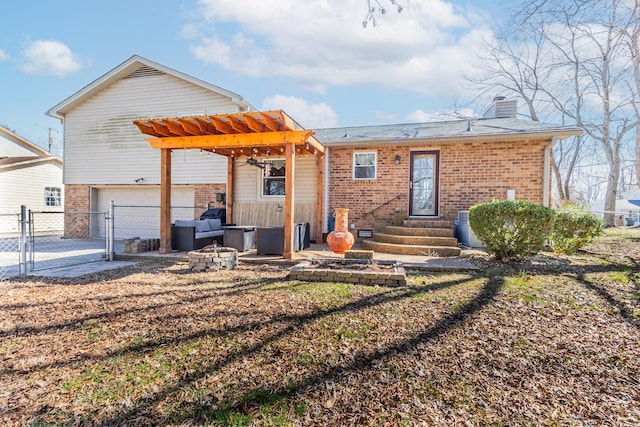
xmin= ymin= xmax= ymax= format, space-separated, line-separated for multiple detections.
xmin=409 ymin=151 xmax=439 ymax=217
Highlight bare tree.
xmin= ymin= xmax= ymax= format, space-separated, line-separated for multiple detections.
xmin=467 ymin=15 xmax=583 ymax=204
xmin=471 ymin=0 xmax=639 ymax=225
xmin=621 ymin=1 xmax=640 ymax=187
xmin=362 ymin=0 xmax=404 ymax=28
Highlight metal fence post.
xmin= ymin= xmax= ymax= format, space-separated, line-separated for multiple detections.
xmin=108 ymin=200 xmax=115 ymax=261
xmin=19 ymin=205 xmax=27 ymax=277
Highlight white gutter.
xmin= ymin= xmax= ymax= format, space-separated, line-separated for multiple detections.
xmin=543 ymin=137 xmax=555 ymax=207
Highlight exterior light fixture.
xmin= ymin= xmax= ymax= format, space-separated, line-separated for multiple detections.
xmin=395 ymin=154 xmax=401 ymax=165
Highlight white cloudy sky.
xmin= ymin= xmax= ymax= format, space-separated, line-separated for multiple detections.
xmin=0 ymin=0 xmax=507 ymax=154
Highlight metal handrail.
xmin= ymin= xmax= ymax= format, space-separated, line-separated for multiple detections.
xmin=363 ymin=193 xmax=405 ymax=217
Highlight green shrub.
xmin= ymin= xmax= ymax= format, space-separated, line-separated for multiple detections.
xmin=469 ymin=200 xmax=555 ymax=262
xmin=549 ymin=208 xmax=603 ymax=255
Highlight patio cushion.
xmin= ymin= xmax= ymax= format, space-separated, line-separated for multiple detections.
xmin=195 ymin=220 xmax=212 ymax=232
xmin=207 ymin=218 xmax=222 ymax=230
xmin=175 ymin=219 xmax=197 ymax=227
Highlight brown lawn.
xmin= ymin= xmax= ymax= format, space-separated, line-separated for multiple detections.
xmin=1 ymin=228 xmax=639 ymax=426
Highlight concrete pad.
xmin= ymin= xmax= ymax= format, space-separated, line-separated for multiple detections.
xmin=28 ymin=261 xmax=139 ymax=278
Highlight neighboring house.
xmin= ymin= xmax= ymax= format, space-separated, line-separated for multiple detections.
xmin=46 ymin=55 xmax=255 ymax=238
xmin=591 ymin=185 xmax=640 ymax=226
xmin=0 ymin=126 xmax=63 ymax=234
xmin=48 ymin=55 xmax=582 ymax=253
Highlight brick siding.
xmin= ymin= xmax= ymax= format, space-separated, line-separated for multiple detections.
xmin=64 ymin=185 xmax=91 ymax=238
xmin=193 ymin=183 xmax=227 ymax=218
xmin=328 ymin=139 xmax=551 ymax=231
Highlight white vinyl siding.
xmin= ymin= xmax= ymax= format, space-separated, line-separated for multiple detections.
xmin=234 ymin=155 xmax=318 ymax=203
xmin=0 ymin=162 xmax=64 ymax=213
xmin=63 ymin=73 xmax=239 ymax=185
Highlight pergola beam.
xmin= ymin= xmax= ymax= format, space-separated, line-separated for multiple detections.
xmin=245 ymin=115 xmax=266 ymax=133
xmin=178 ymin=118 xmax=203 ymax=135
xmin=145 ymin=130 xmax=315 ymax=150
xmin=150 ymin=121 xmax=172 ymax=137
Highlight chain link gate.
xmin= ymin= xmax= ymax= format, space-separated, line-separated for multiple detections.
xmin=27 ymin=210 xmax=109 ymax=272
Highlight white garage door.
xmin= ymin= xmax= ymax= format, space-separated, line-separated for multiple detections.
xmin=96 ymin=187 xmax=195 ymax=239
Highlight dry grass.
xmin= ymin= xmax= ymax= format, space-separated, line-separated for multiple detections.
xmin=1 ymin=228 xmax=639 ymax=426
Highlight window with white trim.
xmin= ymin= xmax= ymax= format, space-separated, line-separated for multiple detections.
xmin=262 ymin=159 xmax=286 ymax=196
xmin=353 ymin=151 xmax=377 ymax=179
xmin=44 ymin=186 xmax=61 ymax=207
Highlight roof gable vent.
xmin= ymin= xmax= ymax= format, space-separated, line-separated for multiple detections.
xmin=483 ymin=97 xmax=518 ymax=119
xmin=124 ymin=65 xmax=165 ymax=79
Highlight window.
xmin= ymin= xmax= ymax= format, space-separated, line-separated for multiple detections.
xmin=44 ymin=187 xmax=61 ymax=207
xmin=262 ymin=159 xmax=286 ymax=196
xmin=353 ymin=152 xmax=376 ymax=179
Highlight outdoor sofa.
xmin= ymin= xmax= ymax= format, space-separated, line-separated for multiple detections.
xmin=171 ymin=218 xmax=224 ymax=251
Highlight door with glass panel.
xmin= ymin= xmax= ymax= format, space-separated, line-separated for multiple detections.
xmin=409 ymin=151 xmax=439 ymax=216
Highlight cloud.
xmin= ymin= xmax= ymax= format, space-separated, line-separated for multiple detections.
xmin=0 ymin=49 xmax=9 ymax=61
xmin=261 ymin=95 xmax=338 ymax=128
xmin=185 ymin=0 xmax=493 ymax=97
xmin=21 ymin=40 xmax=84 ymax=77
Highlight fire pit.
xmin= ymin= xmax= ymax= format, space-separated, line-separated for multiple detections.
xmin=290 ymin=258 xmax=407 ymax=287
xmin=188 ymin=246 xmax=238 ymax=271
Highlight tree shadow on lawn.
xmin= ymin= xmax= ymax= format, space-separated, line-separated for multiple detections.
xmin=92 ymin=274 xmax=504 ymax=426
xmin=22 ymin=250 xmax=638 ymax=425
xmin=574 ymin=255 xmax=640 ymax=330
xmin=473 ymin=249 xmax=640 ymax=329
xmin=2 ymin=274 xmax=287 ymax=376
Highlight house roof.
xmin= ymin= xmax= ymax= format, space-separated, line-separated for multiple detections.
xmin=0 ymin=155 xmax=62 ymax=171
xmin=621 ymin=185 xmax=640 ymax=200
xmin=46 ymin=55 xmax=254 ymax=120
xmin=314 ymin=117 xmax=582 ymax=146
xmin=0 ymin=126 xmax=51 ymax=157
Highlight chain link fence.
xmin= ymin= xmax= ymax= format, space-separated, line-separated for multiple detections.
xmin=27 ymin=210 xmax=108 ymax=272
xmin=112 ymin=204 xmax=206 ymax=240
xmin=0 ymin=204 xmax=210 ymax=280
xmin=0 ymin=213 xmax=21 ymax=280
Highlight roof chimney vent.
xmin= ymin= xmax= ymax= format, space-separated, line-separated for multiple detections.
xmin=483 ymin=97 xmax=517 ymax=119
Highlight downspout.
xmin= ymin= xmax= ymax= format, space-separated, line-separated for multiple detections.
xmin=323 ymin=147 xmax=330 ymax=235
xmin=543 ymin=137 xmax=556 ymax=207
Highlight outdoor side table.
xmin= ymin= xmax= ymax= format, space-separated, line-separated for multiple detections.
xmin=223 ymin=226 xmax=255 ymax=252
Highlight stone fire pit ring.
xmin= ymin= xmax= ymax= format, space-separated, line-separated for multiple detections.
xmin=188 ymin=247 xmax=238 ymax=271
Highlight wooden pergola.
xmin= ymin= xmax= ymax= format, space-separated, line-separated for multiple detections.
xmin=133 ymin=110 xmax=325 ymax=258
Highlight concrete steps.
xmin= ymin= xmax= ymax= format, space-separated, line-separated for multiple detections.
xmin=373 ymin=233 xmax=458 ymax=247
xmin=363 ymin=219 xmax=461 ymax=257
xmin=384 ymin=225 xmax=454 ymax=238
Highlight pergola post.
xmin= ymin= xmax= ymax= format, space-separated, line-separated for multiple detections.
xmin=315 ymin=154 xmax=324 ymax=244
xmin=226 ymin=156 xmax=234 ymax=224
xmin=283 ymin=142 xmax=295 ymax=259
xmin=159 ymin=148 xmax=172 ymax=254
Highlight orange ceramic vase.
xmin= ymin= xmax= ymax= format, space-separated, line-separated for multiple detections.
xmin=327 ymin=208 xmax=355 ymax=254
